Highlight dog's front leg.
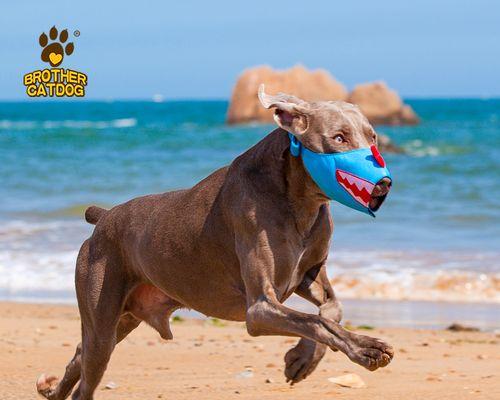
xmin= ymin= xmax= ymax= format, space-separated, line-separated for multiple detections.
xmin=239 ymin=244 xmax=393 ymax=372
xmin=284 ymin=262 xmax=342 ymax=384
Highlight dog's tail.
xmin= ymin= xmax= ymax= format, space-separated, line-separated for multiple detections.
xmin=84 ymin=206 xmax=108 ymax=225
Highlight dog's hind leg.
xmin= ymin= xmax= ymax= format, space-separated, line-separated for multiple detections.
xmin=37 ymin=314 xmax=141 ymax=400
xmin=283 ymin=262 xmax=342 ymax=384
xmin=70 ymin=243 xmax=136 ymax=400
xmin=36 ymin=284 xmax=178 ymax=399
xmin=36 ymin=343 xmax=82 ymax=400
xmin=37 ymin=239 xmax=139 ymax=399
xmin=38 ymin=240 xmax=140 ymax=400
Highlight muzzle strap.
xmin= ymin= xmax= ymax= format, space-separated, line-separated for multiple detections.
xmin=289 ymin=134 xmax=301 ymax=157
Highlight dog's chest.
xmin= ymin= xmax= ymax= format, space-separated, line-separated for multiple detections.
xmin=280 ymin=224 xmax=332 ymax=300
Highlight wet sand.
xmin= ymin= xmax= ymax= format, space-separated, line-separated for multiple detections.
xmin=1 ymin=301 xmax=499 ymax=399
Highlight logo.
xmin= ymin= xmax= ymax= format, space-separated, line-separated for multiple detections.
xmin=23 ymin=26 xmax=88 ymax=97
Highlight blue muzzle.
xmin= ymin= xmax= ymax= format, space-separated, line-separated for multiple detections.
xmin=289 ymin=133 xmax=392 ymax=217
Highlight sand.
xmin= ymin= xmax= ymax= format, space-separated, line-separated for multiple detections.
xmin=1 ymin=301 xmax=499 ymax=399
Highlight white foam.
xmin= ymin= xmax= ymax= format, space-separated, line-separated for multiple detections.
xmin=0 ymin=250 xmax=77 ymax=295
xmin=0 ymin=118 xmax=137 ymax=131
xmin=404 ymin=140 xmax=441 ymax=157
xmin=0 ymin=120 xmax=37 ymax=129
xmin=0 ymin=220 xmax=81 ymax=242
xmin=327 ymin=250 xmax=500 ymax=303
xmin=111 ymin=118 xmax=137 ymax=128
xmin=1 ymin=219 xmax=498 ymax=304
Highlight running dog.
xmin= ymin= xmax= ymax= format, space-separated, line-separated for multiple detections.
xmin=37 ymin=85 xmax=393 ymax=399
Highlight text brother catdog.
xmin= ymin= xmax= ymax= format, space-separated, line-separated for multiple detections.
xmin=24 ymin=68 xmax=87 ymax=97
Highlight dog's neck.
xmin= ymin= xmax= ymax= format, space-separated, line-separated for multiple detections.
xmin=235 ymin=128 xmax=329 ymax=236
xmin=282 ymin=131 xmax=330 ymax=235
xmin=285 ymin=154 xmax=330 ymax=234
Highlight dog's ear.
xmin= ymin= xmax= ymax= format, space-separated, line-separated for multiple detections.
xmin=258 ymin=84 xmax=309 ymax=136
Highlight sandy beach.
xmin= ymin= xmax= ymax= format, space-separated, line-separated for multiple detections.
xmin=1 ymin=301 xmax=499 ymax=400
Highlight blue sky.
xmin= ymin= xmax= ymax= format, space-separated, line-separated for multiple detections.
xmin=2 ymin=0 xmax=499 ymax=99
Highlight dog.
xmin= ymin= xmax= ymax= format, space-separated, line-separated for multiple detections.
xmin=37 ymin=85 xmax=393 ymax=399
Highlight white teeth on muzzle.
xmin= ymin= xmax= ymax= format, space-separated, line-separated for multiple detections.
xmin=337 ymin=170 xmax=375 ymax=207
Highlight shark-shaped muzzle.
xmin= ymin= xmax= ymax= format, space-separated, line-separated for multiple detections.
xmin=289 ymin=133 xmax=392 ymax=217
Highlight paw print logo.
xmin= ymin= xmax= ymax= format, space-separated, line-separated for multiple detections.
xmin=39 ymin=26 xmax=74 ymax=67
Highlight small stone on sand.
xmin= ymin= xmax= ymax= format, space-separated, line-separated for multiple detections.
xmin=328 ymin=373 xmax=366 ymax=388
xmin=235 ymin=370 xmax=254 ymax=379
xmin=447 ymin=323 xmax=480 ymax=332
xmin=104 ymin=381 xmax=118 ymax=390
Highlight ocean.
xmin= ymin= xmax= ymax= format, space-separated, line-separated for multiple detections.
xmin=1 ymin=99 xmax=499 ymax=318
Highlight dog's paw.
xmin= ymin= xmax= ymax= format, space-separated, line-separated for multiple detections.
xmin=348 ymin=335 xmax=394 ymax=371
xmin=284 ymin=339 xmax=327 ymax=385
xmin=36 ymin=373 xmax=58 ymax=399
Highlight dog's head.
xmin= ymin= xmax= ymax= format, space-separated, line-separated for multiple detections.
xmin=258 ymin=84 xmax=391 ymax=211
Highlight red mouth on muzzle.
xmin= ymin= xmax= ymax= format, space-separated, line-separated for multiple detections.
xmin=336 ymin=170 xmax=374 ymax=208
xmin=336 ymin=170 xmax=391 ymax=211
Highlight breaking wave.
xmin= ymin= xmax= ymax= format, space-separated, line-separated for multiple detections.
xmin=328 ymin=250 xmax=500 ymax=303
xmin=0 ymin=220 xmax=498 ymax=304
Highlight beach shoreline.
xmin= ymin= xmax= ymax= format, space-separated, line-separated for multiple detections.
xmin=1 ymin=301 xmax=499 ymax=399
xmin=3 ymin=296 xmax=498 ymax=331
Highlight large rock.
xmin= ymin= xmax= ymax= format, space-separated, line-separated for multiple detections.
xmin=227 ymin=65 xmax=348 ymax=124
xmin=347 ymin=81 xmax=419 ymax=126
xmin=378 ymin=133 xmax=403 ymax=154
xmin=226 ymin=65 xmax=419 ymax=127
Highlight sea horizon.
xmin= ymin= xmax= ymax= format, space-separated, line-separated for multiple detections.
xmin=2 ymin=96 xmax=500 ymax=103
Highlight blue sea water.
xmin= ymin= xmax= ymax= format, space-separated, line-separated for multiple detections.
xmin=0 ymin=99 xmax=499 ymax=304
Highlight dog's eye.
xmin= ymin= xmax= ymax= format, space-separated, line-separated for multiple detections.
xmin=333 ymin=134 xmax=345 ymax=144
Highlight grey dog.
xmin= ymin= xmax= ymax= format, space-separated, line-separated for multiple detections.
xmin=37 ymin=85 xmax=393 ymax=399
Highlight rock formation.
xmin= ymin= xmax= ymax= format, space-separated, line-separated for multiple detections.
xmin=226 ymin=65 xmax=418 ymax=127
xmin=347 ymin=81 xmax=419 ymax=126
xmin=226 ymin=65 xmax=348 ymax=124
